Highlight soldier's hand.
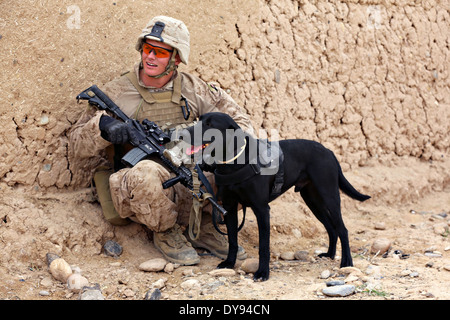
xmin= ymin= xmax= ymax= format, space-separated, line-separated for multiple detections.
xmin=99 ymin=115 xmax=138 ymax=145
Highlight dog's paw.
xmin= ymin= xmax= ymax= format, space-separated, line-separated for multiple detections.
xmin=217 ymin=260 xmax=235 ymax=269
xmin=253 ymin=269 xmax=270 ymax=282
xmin=340 ymin=258 xmax=353 ymax=268
xmin=318 ymin=252 xmax=335 ymax=260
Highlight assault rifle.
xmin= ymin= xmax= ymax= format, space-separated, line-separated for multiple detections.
xmin=76 ymin=85 xmax=227 ymax=216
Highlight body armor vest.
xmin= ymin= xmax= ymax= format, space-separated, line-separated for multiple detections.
xmin=124 ymin=71 xmax=193 ymax=130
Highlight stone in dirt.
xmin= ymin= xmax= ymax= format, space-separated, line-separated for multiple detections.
xmin=241 ymin=258 xmax=259 ymax=273
xmin=294 ymin=251 xmax=309 ymax=261
xmin=370 ymin=238 xmax=392 ymax=254
xmin=181 ymin=279 xmax=201 ymax=290
xmin=326 ymin=280 xmax=346 ymax=287
xmin=208 ymin=268 xmax=236 ymax=277
xmin=46 ymin=253 xmax=60 ymax=267
xmin=280 ymin=251 xmax=295 ymax=260
xmin=78 ymin=283 xmax=104 ymax=300
xmin=49 ymin=258 xmax=73 ymax=283
xmin=139 ymin=258 xmax=167 ymax=272
xmin=103 ymin=240 xmax=123 ymax=257
xmin=322 ymin=285 xmax=355 ymax=297
xmin=145 ymin=288 xmax=162 ymax=300
xmin=67 ymin=273 xmax=89 ymax=292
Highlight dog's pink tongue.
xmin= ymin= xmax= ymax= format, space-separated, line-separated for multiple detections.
xmin=186 ymin=145 xmax=203 ymax=156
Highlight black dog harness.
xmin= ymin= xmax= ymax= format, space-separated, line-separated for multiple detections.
xmin=199 ymin=139 xmax=284 ymax=236
xmin=214 ymin=140 xmax=285 ymax=201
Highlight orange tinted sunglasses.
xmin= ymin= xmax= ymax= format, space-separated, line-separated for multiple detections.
xmin=142 ymin=42 xmax=173 ymax=58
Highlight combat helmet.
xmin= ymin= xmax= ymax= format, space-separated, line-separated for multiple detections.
xmin=136 ymin=16 xmax=190 ymax=78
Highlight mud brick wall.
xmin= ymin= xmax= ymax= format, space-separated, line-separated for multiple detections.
xmin=0 ymin=0 xmax=448 ymax=188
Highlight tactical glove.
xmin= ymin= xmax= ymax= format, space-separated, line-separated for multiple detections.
xmin=99 ymin=115 xmax=138 ymax=145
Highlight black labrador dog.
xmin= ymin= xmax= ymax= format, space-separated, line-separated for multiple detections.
xmin=183 ymin=112 xmax=370 ymax=281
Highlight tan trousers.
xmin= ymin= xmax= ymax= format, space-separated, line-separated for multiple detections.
xmin=109 ymin=160 xmax=213 ymax=232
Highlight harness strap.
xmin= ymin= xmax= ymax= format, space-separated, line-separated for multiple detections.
xmin=214 ymin=140 xmax=285 ymax=199
xmin=214 ymin=164 xmax=260 ymax=186
xmin=188 ymin=168 xmax=203 ymax=240
xmin=188 ymin=165 xmax=217 ymax=240
xmin=269 ymin=151 xmax=285 ymax=200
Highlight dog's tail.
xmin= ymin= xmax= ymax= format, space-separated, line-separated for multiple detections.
xmin=336 ymin=158 xmax=371 ymax=202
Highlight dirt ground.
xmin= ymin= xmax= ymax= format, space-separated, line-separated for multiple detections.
xmin=1 ymin=158 xmax=449 ymax=301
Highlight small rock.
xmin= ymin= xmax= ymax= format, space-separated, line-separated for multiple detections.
xmin=39 ymin=114 xmax=49 ymax=125
xmin=79 ymin=289 xmax=105 ymax=300
xmin=424 ymin=251 xmax=442 ymax=258
xmin=180 ymin=279 xmax=201 ymax=290
xmin=392 ymin=250 xmax=409 ymax=260
xmin=345 ymin=273 xmax=360 ymax=283
xmin=374 ymin=222 xmax=386 ymax=230
xmin=71 ymin=266 xmax=82 ymax=274
xmin=409 ymin=271 xmax=419 ymax=278
xmin=322 ymin=284 xmax=355 ymax=297
xmin=208 ymin=269 xmax=236 ymax=277
xmin=152 ymin=278 xmax=166 ymax=289
xmin=49 ymin=258 xmax=73 ymax=283
xmin=67 ymin=273 xmax=89 ymax=292
xmin=443 ymin=265 xmax=450 ymax=271
xmin=370 ymin=238 xmax=391 ymax=254
xmin=280 ymin=251 xmax=295 ymax=260
xmin=339 ymin=267 xmax=363 ymax=276
xmin=139 ymin=258 xmax=167 ymax=272
xmin=292 ymin=228 xmax=302 ymax=238
xmin=103 ymin=240 xmax=123 ymax=257
xmin=400 ymin=269 xmax=412 ymax=277
xmin=326 ymin=280 xmax=345 ymax=287
xmin=320 ymin=270 xmax=331 ymax=279
xmin=294 ymin=250 xmax=309 ymax=261
xmin=40 ymin=276 xmax=53 ymax=288
xmin=79 ymin=284 xmax=104 ymax=300
xmin=145 ymin=288 xmax=162 ymax=300
xmin=241 ymin=258 xmax=259 ymax=273
xmin=433 ymin=223 xmax=447 ymax=235
xmin=123 ymin=288 xmax=135 ymax=298
xmin=46 ymin=253 xmax=60 ymax=267
xmin=39 ymin=290 xmax=50 ymax=296
xmin=181 ymin=268 xmax=195 ymax=276
xmin=164 ymin=263 xmax=174 ymax=273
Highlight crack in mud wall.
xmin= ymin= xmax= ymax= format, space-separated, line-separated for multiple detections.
xmin=0 ymin=0 xmax=448 ymax=190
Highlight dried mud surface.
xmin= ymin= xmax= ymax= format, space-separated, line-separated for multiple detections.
xmin=0 ymin=0 xmax=449 ymax=300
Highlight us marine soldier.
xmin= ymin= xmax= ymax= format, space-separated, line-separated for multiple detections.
xmin=69 ymin=16 xmax=254 ymax=265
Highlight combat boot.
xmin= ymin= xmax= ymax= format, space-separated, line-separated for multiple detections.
xmin=186 ymin=216 xmax=247 ymax=260
xmin=154 ymin=224 xmax=200 ymax=265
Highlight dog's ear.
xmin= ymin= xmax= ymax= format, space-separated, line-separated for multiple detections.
xmin=224 ymin=114 xmax=241 ymax=130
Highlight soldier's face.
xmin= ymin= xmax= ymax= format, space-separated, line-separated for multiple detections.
xmin=141 ymin=40 xmax=173 ymax=77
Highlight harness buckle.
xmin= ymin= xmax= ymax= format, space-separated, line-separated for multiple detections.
xmin=250 ymin=163 xmax=261 ymax=175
